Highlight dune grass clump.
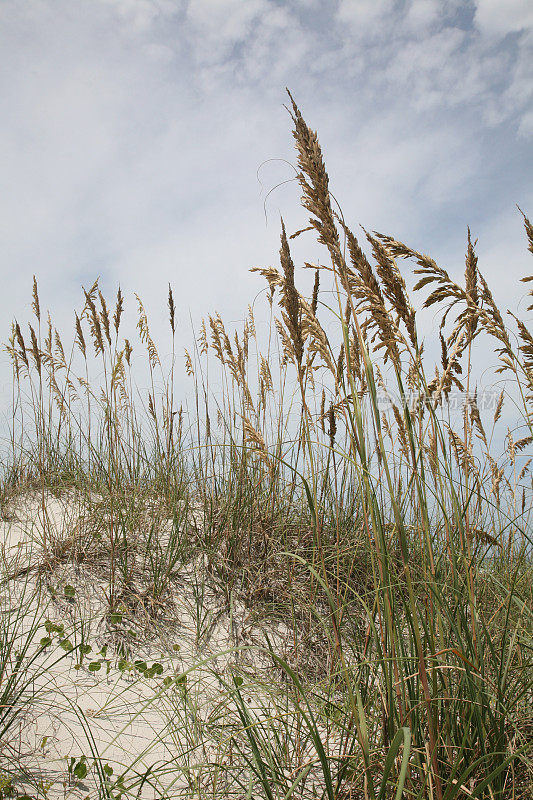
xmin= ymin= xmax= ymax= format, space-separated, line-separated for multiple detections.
xmin=1 ymin=94 xmax=532 ymax=798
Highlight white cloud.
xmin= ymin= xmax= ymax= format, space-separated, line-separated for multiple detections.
xmin=518 ymin=109 xmax=533 ymax=137
xmin=0 ymin=0 xmax=531 ymax=429
xmin=474 ymin=0 xmax=533 ymax=36
xmin=337 ymin=0 xmax=394 ymax=29
xmin=98 ymin=0 xmax=180 ymax=32
xmin=184 ymin=0 xmax=268 ymax=62
xmin=405 ymin=0 xmax=442 ymax=31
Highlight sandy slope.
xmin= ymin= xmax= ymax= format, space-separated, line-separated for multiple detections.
xmin=0 ymin=491 xmax=293 ymax=798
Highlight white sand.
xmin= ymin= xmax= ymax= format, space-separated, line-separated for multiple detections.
xmin=0 ymin=492 xmax=295 ymax=798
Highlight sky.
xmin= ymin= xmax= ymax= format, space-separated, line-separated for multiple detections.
xmin=1 ymin=0 xmax=532 ymax=437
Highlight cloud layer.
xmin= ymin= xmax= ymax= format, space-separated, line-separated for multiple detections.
xmin=0 ymin=0 xmax=532 ymax=425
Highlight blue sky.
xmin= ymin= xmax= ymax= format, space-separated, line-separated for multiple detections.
xmin=1 ymin=0 xmax=532 ymax=427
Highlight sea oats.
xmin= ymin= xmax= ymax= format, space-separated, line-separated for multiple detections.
xmin=514 ymin=435 xmax=533 ymax=452
xmin=289 ymin=225 xmax=314 ymax=240
xmin=469 ymin=390 xmax=487 ymax=446
xmin=338 ymin=222 xmax=401 ymax=365
xmin=320 ymin=388 xmax=326 ymax=432
xmin=234 ymin=331 xmax=246 ymax=379
xmin=344 ymin=297 xmax=351 ymax=325
xmin=426 ymin=431 xmax=439 ymax=477
xmin=242 ymin=416 xmax=266 ymax=450
xmin=124 ymin=338 xmax=132 ymax=366
xmin=448 ymin=427 xmax=476 ymax=475
xmin=311 ymin=269 xmax=320 ymax=316
xmin=286 ymin=91 xmax=345 ymax=279
xmin=275 ymin=318 xmax=293 ymax=368
xmin=136 ymin=294 xmax=160 ymax=368
xmin=494 ymin=391 xmax=505 ymax=424
xmin=348 ymin=328 xmax=366 ymax=392
xmin=489 ymin=458 xmax=504 ymax=504
xmin=219 ymin=324 xmax=240 ymax=385
xmin=367 ymin=230 xmax=417 ymax=347
xmin=247 ymin=304 xmax=256 ymax=340
xmin=260 ymin=355 xmax=273 ymax=394
xmin=507 ymin=429 xmax=516 ymax=468
xmin=5 ymin=328 xmax=18 ymax=375
xmin=98 ymin=290 xmax=112 ymax=347
xmin=31 ymin=275 xmax=40 ymax=322
xmin=54 ymin=330 xmax=66 ymax=368
xmin=439 ymin=332 xmax=449 ymax=373
xmin=184 ymin=349 xmax=194 ymax=377
xmin=510 ymin=314 xmax=533 ymax=399
xmin=392 ymin=404 xmax=410 ymax=460
xmin=14 ymin=322 xmax=28 ymax=368
xmin=28 ymin=325 xmax=41 ymax=375
xmin=279 ymin=220 xmax=304 ymax=373
xmin=336 ymin=342 xmax=344 ymax=386
xmin=111 ymin=349 xmax=128 ymax=406
xmin=476 ymin=274 xmax=514 ymax=369
xmin=49 ymin=372 xmax=67 ymax=420
xmin=148 ymin=392 xmax=156 ymax=420
xmin=518 ymin=457 xmax=532 ymax=481
xmin=209 ymin=314 xmax=225 ymax=363
xmin=519 ymin=209 xmax=533 ymax=309
xmin=407 ymin=359 xmax=419 ymax=394
xmin=380 ymin=234 xmax=459 ymax=304
xmin=518 ymin=206 xmax=533 ymax=258
xmin=114 ymin=287 xmax=124 ymax=335
xmin=432 ymin=331 xmax=466 ymax=402
xmin=168 ymin=284 xmax=176 ymax=336
xmin=386 ymin=232 xmax=480 ymax=359
xmin=79 ymin=278 xmax=99 ymax=328
xmin=242 ymin=416 xmax=272 ymax=472
xmin=198 ymin=320 xmax=208 ymax=355
xmin=300 ymin=299 xmax=336 ymax=377
xmin=464 ymin=228 xmax=479 ymax=338
xmin=42 ymin=313 xmax=53 ymax=369
xmin=249 ymin=265 xmax=283 ymax=295
xmin=84 ymin=288 xmax=104 ymax=355
xmin=522 ymin=277 xmax=533 ymax=312
xmin=327 ymin=403 xmax=337 ymax=447
xmin=75 ymin=313 xmax=86 ymax=358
